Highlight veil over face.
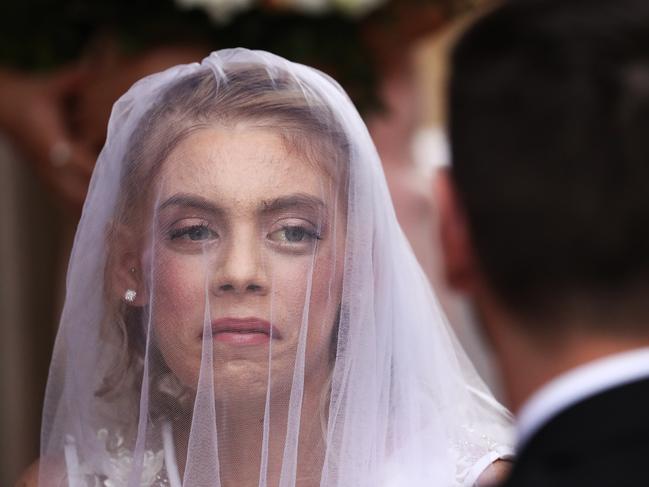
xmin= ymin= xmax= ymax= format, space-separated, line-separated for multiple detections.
xmin=40 ymin=49 xmax=512 ymax=487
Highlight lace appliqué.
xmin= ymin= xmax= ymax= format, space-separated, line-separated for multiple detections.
xmin=66 ymin=429 xmax=169 ymax=487
xmin=450 ymin=424 xmax=501 ymax=486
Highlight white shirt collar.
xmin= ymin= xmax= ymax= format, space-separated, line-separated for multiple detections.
xmin=516 ymin=347 xmax=649 ymax=449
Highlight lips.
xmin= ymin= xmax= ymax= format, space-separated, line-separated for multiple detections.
xmin=207 ymin=317 xmax=280 ymax=345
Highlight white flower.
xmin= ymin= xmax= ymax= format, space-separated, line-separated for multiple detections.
xmin=173 ymin=0 xmax=384 ymax=23
xmin=273 ymin=0 xmax=331 ymax=15
xmin=332 ymin=0 xmax=386 ymax=17
xmin=175 ymin=0 xmax=256 ymax=23
xmin=276 ymin=0 xmax=384 ymax=16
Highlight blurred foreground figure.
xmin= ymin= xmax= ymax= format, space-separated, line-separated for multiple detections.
xmin=437 ymin=0 xmax=649 ymax=485
xmin=19 ymin=49 xmax=512 ymax=487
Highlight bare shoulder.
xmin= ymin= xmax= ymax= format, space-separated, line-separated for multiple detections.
xmin=15 ymin=458 xmax=66 ymax=487
xmin=476 ymin=459 xmax=513 ymax=487
xmin=15 ymin=460 xmax=39 ymax=487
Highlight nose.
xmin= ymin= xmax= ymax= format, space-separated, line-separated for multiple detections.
xmin=210 ymin=226 xmax=268 ymax=296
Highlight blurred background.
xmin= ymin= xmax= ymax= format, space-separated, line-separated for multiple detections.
xmin=0 ymin=0 xmax=492 ymax=483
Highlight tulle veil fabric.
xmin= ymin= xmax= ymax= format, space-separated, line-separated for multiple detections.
xmin=39 ymin=49 xmax=512 ymax=487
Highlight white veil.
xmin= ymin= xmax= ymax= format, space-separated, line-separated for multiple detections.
xmin=39 ymin=49 xmax=512 ymax=487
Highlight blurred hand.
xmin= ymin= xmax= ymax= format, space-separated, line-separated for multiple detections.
xmin=0 ymin=66 xmax=95 ymax=212
xmin=0 ymin=44 xmax=207 ymax=213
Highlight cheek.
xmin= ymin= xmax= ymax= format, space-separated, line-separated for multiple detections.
xmin=301 ymin=246 xmax=344 ymax=352
xmin=269 ymin=248 xmax=340 ymax=325
xmin=310 ymin=252 xmax=341 ymax=322
xmin=156 ymin=251 xmax=206 ymax=316
xmin=268 ymin=255 xmax=315 ymax=322
xmin=152 ymin=249 xmax=207 ymax=359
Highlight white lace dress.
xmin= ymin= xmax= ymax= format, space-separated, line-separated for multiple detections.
xmin=64 ymin=423 xmax=512 ymax=487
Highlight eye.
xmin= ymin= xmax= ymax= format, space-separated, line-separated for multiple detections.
xmin=283 ymin=226 xmax=306 ymax=242
xmin=268 ymin=225 xmax=321 ymax=244
xmin=169 ymin=223 xmax=217 ymax=241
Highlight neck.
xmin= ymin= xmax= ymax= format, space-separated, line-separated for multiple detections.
xmin=219 ymin=394 xmax=325 ymax=487
xmin=478 ymin=298 xmax=649 ymax=414
xmin=175 ymin=373 xmax=328 ymax=487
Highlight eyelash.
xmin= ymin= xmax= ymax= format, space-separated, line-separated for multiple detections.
xmin=165 ymin=222 xmax=322 ymax=245
xmin=169 ymin=223 xmax=217 ymax=241
xmin=274 ymin=225 xmax=322 ymax=243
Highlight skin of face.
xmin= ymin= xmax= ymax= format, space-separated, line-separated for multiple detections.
xmin=146 ymin=126 xmax=345 ymax=406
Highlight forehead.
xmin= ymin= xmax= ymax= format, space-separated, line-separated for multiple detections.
xmin=158 ymin=127 xmax=333 ymax=205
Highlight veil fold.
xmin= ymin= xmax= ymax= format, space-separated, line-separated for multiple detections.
xmin=39 ymin=49 xmax=512 ymax=487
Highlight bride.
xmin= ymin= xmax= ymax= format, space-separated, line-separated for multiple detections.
xmin=21 ymin=49 xmax=512 ymax=486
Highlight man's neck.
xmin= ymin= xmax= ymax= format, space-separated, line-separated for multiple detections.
xmin=493 ymin=325 xmax=649 ymax=414
xmin=515 ymin=346 xmax=649 ymax=448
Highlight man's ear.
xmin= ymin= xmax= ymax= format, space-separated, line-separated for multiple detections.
xmin=109 ymin=223 xmax=148 ymax=306
xmin=433 ymin=168 xmax=479 ymax=293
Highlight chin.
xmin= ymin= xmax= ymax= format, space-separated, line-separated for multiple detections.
xmin=213 ymin=361 xmax=295 ymax=407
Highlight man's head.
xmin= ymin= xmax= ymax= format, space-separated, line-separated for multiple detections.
xmin=440 ymin=0 xmax=649 ymax=337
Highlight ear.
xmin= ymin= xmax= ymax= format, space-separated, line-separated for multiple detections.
xmin=433 ymin=169 xmax=479 ymax=294
xmin=109 ymin=222 xmax=149 ymax=306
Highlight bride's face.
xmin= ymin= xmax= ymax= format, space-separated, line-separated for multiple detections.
xmin=147 ymin=127 xmax=346 ymax=400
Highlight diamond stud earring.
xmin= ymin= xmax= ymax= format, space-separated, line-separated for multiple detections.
xmin=124 ymin=289 xmax=137 ymax=303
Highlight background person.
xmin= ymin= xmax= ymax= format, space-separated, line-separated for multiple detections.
xmin=437 ymin=0 xmax=649 ymax=484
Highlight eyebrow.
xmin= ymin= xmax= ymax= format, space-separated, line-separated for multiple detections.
xmin=158 ymin=193 xmax=325 ymax=216
xmin=158 ymin=194 xmax=224 ymax=215
xmin=260 ymin=194 xmax=325 ymax=214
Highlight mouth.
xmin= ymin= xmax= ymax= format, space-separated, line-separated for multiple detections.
xmin=206 ymin=317 xmax=280 ymax=345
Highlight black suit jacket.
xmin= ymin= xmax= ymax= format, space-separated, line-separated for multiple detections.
xmin=502 ymin=377 xmax=649 ymax=487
